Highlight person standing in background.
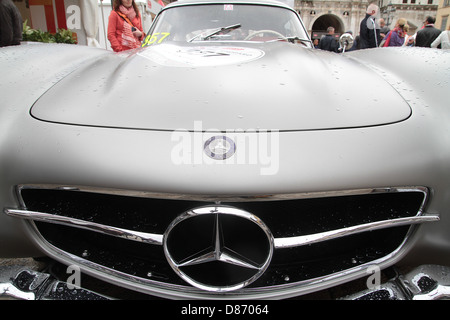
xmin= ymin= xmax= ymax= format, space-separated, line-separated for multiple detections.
xmin=431 ymin=25 xmax=450 ymax=49
xmin=108 ymin=0 xmax=144 ymax=52
xmin=381 ymin=18 xmax=408 ymax=47
xmin=359 ymin=3 xmax=381 ymax=49
xmin=415 ymin=16 xmax=441 ymax=47
xmin=0 ymin=0 xmax=22 ymax=47
xmin=318 ymin=27 xmax=339 ymax=52
xmin=379 ymin=18 xmax=390 ymax=41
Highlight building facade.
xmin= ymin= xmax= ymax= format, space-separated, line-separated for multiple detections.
xmin=435 ymin=0 xmax=450 ymax=30
xmin=295 ymin=0 xmax=439 ymax=38
xmin=297 ymin=0 xmax=369 ymax=39
xmin=377 ymin=0 xmax=439 ymax=34
xmin=12 ymin=0 xmax=442 ymax=44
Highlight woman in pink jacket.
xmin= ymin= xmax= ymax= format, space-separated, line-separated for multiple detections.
xmin=108 ymin=0 xmax=145 ymax=52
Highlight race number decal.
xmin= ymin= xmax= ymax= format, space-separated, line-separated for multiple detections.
xmin=142 ymin=32 xmax=170 ymax=47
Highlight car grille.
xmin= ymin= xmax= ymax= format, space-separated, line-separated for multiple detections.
xmin=6 ymin=185 xmax=437 ymax=298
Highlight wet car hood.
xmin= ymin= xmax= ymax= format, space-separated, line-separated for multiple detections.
xmin=31 ymin=42 xmax=411 ymax=132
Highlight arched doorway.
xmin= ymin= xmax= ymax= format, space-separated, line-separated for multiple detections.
xmin=311 ymin=14 xmax=344 ymax=40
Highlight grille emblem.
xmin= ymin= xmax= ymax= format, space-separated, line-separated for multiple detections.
xmin=204 ymin=136 xmax=236 ymax=160
xmin=163 ymin=206 xmax=273 ymax=292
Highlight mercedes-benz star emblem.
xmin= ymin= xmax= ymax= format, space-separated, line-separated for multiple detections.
xmin=204 ymin=136 xmax=236 ymax=160
xmin=163 ymin=206 xmax=274 ymax=292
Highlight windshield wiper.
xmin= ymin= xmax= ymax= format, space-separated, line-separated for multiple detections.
xmin=189 ymin=23 xmax=241 ymax=42
xmin=274 ymin=36 xmax=312 ymax=46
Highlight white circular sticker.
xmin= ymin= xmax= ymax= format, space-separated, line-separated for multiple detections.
xmin=138 ymin=44 xmax=265 ymax=67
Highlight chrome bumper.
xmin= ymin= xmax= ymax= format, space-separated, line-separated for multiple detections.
xmin=0 ymin=265 xmax=110 ymax=300
xmin=343 ymin=264 xmax=450 ymax=300
xmin=1 ymin=263 xmax=449 ymax=300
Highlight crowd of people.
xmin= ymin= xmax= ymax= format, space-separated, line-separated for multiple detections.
xmin=1 ymin=0 xmax=449 ymax=51
xmin=314 ymin=3 xmax=450 ymax=52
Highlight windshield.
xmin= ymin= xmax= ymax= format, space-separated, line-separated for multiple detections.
xmin=143 ymin=4 xmax=310 ymax=46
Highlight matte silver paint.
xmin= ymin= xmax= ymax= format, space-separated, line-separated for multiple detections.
xmin=0 ymin=0 xmax=450 ymax=299
xmin=30 ymin=42 xmax=412 ymax=131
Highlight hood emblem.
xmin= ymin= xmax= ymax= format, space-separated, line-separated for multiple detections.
xmin=204 ymin=136 xmax=236 ymax=160
xmin=163 ymin=206 xmax=273 ymax=292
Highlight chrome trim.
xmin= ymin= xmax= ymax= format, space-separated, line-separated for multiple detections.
xmin=4 ymin=209 xmax=164 ymax=246
xmin=274 ymin=215 xmax=439 ymax=249
xmin=163 ymin=206 xmax=274 ymax=292
xmin=14 ymin=184 xmax=429 ymax=203
xmin=19 ymin=217 xmax=418 ymax=299
xmin=6 ymin=185 xmax=434 ymax=250
xmin=3 ymin=264 xmax=449 ymax=300
xmin=4 ymin=208 xmax=439 ymax=251
xmin=0 ymin=265 xmax=110 ymax=300
xmin=4 ymin=184 xmax=438 ymax=298
xmin=0 ymin=282 xmax=36 ymax=300
xmin=342 ymin=265 xmax=450 ymax=300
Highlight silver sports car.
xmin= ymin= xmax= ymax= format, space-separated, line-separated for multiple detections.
xmin=1 ymin=0 xmax=450 ymax=300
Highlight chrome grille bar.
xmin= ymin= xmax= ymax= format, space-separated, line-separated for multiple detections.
xmin=3 ymin=185 xmax=438 ymax=297
xmin=15 ymin=184 xmax=429 ymax=204
xmin=4 ymin=208 xmax=438 ymax=249
xmin=274 ymin=215 xmax=439 ymax=249
xmin=4 ymin=209 xmax=164 ymax=246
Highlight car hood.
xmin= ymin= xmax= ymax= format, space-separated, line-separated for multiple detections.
xmin=31 ymin=42 xmax=411 ymax=131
